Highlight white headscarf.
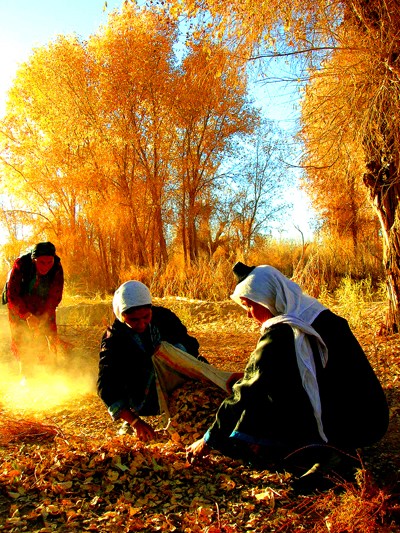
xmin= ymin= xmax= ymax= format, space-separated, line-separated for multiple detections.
xmin=112 ymin=281 xmax=152 ymax=322
xmin=231 ymin=265 xmax=329 ymax=442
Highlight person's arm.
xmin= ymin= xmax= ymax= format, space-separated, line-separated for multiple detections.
xmin=201 ymin=356 xmax=260 ymax=449
xmin=118 ymin=407 xmax=156 ymax=442
xmin=97 ymin=328 xmax=131 ymax=417
xmin=7 ymin=258 xmax=31 ymax=318
xmin=43 ymin=262 xmax=64 ymax=314
xmin=186 ymin=341 xmax=265 ymax=462
xmin=186 ymin=437 xmax=211 ymax=464
xmin=186 ymin=326 xmax=294 ymax=463
xmin=97 ymin=325 xmax=158 ymax=442
xmin=153 ymin=306 xmax=201 ymax=358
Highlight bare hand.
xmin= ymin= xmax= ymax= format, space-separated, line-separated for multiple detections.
xmin=186 ymin=438 xmax=211 ymax=465
xmin=226 ymin=372 xmax=244 ymax=393
xmin=133 ymin=418 xmax=157 ymax=442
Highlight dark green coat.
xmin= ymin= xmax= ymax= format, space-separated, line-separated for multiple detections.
xmin=97 ymin=305 xmax=202 ymax=419
xmin=205 ymin=310 xmax=389 ymax=453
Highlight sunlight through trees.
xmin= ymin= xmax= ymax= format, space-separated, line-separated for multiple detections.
xmin=0 ymin=3 xmax=290 ymax=290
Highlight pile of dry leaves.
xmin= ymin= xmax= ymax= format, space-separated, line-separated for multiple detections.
xmin=0 ymin=300 xmax=399 ymax=532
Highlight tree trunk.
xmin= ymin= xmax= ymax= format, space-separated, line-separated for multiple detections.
xmin=363 ymin=161 xmax=400 ymax=332
xmin=153 ymin=203 xmax=168 ymax=266
xmin=187 ymin=197 xmax=199 ymax=263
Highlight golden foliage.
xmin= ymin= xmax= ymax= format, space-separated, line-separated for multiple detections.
xmin=0 ymin=2 xmax=257 ymax=289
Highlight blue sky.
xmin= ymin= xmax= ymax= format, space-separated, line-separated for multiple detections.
xmin=0 ymin=0 xmax=315 ymax=240
xmin=0 ymin=0 xmax=122 ymax=115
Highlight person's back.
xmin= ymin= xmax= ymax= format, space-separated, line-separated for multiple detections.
xmin=312 ymin=310 xmax=389 ymax=448
xmin=186 ymin=262 xmax=389 ymax=488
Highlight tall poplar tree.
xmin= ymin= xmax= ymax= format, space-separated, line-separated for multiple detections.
xmin=164 ymin=0 xmax=400 ymax=330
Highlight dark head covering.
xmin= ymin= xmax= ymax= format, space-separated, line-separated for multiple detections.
xmin=232 ymin=262 xmax=255 ymax=284
xmin=31 ymin=241 xmax=56 ymax=258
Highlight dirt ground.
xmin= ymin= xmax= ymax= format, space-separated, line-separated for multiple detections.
xmin=0 ymin=298 xmax=399 ymax=531
xmin=1 ymin=297 xmax=399 ymax=479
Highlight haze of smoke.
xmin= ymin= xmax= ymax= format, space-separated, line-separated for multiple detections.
xmin=0 ymin=318 xmax=98 ymax=413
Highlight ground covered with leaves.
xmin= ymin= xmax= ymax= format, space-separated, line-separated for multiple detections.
xmin=0 ymin=299 xmax=399 ymax=532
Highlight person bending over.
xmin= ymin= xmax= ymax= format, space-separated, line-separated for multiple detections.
xmin=6 ymin=241 xmax=64 ymax=373
xmin=98 ymin=280 xmax=208 ymax=442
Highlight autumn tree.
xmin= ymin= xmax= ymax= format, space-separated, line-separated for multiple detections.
xmin=222 ymin=119 xmax=292 ymax=256
xmin=298 ymin=2 xmax=400 ymax=324
xmin=299 ymin=55 xmax=380 ymax=261
xmin=171 ymin=41 xmax=258 ymax=264
xmin=162 ymin=0 xmax=400 ymax=330
xmin=87 ymin=5 xmax=179 ymax=270
xmin=0 ymin=35 xmax=102 ymax=282
xmin=0 ymin=3 xmax=262 ymax=289
xmin=0 ymin=7 xmax=180 ymax=285
xmin=342 ymin=0 xmax=400 ymax=330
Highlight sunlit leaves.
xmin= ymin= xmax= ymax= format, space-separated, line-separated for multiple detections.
xmin=0 ymin=325 xmax=397 ymax=532
xmin=163 ymin=0 xmax=342 ymax=54
xmin=299 ymin=47 xmax=378 ymax=246
xmin=0 ymin=384 xmax=293 ymax=532
xmin=0 ymin=2 xmax=261 ymax=281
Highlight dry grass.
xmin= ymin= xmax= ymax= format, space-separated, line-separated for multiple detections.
xmin=0 ymin=414 xmax=60 ymax=445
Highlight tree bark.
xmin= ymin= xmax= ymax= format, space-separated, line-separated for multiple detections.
xmin=363 ymin=161 xmax=400 ymax=332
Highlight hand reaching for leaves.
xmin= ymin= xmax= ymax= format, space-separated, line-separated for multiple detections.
xmin=186 ymin=438 xmax=211 ymax=464
xmin=118 ymin=408 xmax=156 ymax=442
xmin=132 ymin=418 xmax=156 ymax=442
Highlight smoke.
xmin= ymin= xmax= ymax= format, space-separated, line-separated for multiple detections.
xmin=0 ymin=312 xmax=98 ymax=413
xmin=0 ymin=363 xmax=97 ymax=412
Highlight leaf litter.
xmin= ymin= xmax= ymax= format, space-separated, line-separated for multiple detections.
xmin=0 ymin=300 xmax=399 ymax=532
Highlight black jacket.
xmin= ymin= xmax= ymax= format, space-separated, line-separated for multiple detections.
xmin=97 ymin=305 xmax=202 ymax=418
xmin=205 ymin=310 xmax=389 ymax=452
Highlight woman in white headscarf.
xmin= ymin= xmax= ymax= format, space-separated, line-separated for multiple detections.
xmin=97 ymin=280 xmax=206 ymax=442
xmin=186 ymin=263 xmax=389 ymax=480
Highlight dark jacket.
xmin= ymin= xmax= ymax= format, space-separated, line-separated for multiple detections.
xmin=97 ymin=305 xmax=202 ymax=419
xmin=7 ymin=253 xmax=64 ymax=319
xmin=205 ymin=310 xmax=389 ymax=452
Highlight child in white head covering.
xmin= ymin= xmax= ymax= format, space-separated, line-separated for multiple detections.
xmin=112 ymin=281 xmax=152 ymax=322
xmin=98 ymin=280 xmax=203 ymax=442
